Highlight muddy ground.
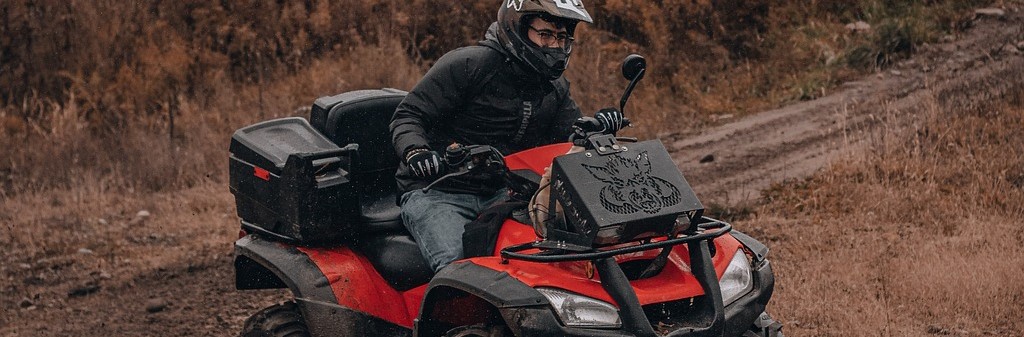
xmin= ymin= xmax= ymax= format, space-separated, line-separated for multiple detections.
xmin=2 ymin=6 xmax=1023 ymax=337
xmin=668 ymin=8 xmax=1024 ymax=206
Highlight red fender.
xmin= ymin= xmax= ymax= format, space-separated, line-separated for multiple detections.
xmin=298 ymin=246 xmax=426 ymax=328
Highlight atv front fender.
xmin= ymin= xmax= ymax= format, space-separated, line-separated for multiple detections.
xmin=418 ymin=238 xmax=776 ymax=337
xmin=416 ymin=261 xmax=549 ymax=337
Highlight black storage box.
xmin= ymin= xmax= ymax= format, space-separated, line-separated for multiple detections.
xmin=229 ymin=117 xmax=360 ymax=245
xmin=550 ymin=140 xmax=703 ymax=246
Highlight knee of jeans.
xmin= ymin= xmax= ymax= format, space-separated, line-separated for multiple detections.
xmin=400 ymin=190 xmax=423 ymax=206
xmin=434 ymin=249 xmax=463 ymax=271
xmin=415 ymin=235 xmax=464 ymax=272
xmin=400 ymin=191 xmax=429 ymax=217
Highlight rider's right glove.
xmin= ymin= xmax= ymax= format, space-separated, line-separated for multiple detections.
xmin=405 ymin=148 xmax=443 ymax=178
xmin=595 ymin=107 xmax=626 ymax=134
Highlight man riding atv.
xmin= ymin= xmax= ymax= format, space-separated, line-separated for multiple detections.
xmin=228 ymin=1 xmax=784 ymax=336
xmin=391 ymin=0 xmax=626 ymax=272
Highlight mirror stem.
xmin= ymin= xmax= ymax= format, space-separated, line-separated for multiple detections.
xmin=619 ymin=68 xmax=646 ymax=115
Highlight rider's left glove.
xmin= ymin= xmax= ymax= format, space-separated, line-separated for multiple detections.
xmin=595 ymin=108 xmax=626 ymax=134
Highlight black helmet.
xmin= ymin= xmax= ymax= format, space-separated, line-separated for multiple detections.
xmin=496 ymin=0 xmax=593 ymax=80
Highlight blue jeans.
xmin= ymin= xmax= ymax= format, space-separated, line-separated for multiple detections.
xmin=401 ymin=188 xmax=507 ymax=272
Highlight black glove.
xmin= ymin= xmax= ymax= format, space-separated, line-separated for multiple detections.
xmin=595 ymin=108 xmax=626 ymax=134
xmin=405 ymin=148 xmax=443 ymax=178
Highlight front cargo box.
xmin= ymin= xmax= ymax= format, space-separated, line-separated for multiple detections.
xmin=550 ymin=140 xmax=703 ymax=246
xmin=229 ymin=117 xmax=360 ymax=245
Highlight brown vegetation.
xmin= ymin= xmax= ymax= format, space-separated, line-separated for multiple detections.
xmin=0 ymin=0 xmax=995 ymax=196
xmin=3 ymin=1 xmax=1022 ymax=336
xmin=745 ymin=87 xmax=1024 ymax=335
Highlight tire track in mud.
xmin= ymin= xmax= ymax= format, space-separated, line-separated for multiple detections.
xmin=668 ymin=12 xmax=1024 ymax=206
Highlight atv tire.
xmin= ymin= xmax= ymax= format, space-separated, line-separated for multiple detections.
xmin=240 ymin=301 xmax=311 ymax=337
xmin=742 ymin=312 xmax=784 ymax=337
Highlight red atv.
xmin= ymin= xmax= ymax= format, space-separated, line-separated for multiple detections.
xmin=228 ymin=55 xmax=783 ymax=337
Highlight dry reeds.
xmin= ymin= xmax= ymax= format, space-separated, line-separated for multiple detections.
xmin=0 ymin=2 xmax=1018 ymax=334
xmin=0 ymin=0 xmax=991 ymax=198
xmin=749 ymin=87 xmax=1024 ymax=335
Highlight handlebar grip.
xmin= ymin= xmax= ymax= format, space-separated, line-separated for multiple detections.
xmin=574 ymin=116 xmax=631 ymax=133
xmin=574 ymin=117 xmax=603 ymax=132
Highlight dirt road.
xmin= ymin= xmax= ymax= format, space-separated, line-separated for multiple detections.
xmin=2 ymin=7 xmax=1022 ymax=337
xmin=669 ymin=9 xmax=1024 ymax=206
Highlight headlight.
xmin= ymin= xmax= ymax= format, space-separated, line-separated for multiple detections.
xmin=536 ymin=287 xmax=622 ymax=329
xmin=719 ymin=250 xmax=754 ymax=306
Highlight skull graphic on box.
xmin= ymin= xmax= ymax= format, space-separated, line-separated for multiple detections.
xmin=582 ymin=151 xmax=682 ymax=215
xmin=547 ymin=140 xmax=702 ymax=246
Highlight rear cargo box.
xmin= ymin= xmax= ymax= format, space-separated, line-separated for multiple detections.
xmin=229 ymin=117 xmax=360 ymax=245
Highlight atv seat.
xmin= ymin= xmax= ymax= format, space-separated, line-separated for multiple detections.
xmin=310 ymin=88 xmax=433 ymax=291
xmin=311 ymin=89 xmax=408 ymax=233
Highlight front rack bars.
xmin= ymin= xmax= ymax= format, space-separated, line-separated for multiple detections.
xmin=500 ymin=218 xmax=732 ymax=263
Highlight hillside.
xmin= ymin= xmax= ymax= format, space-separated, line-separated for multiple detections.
xmin=2 ymin=1 xmax=1022 ymax=336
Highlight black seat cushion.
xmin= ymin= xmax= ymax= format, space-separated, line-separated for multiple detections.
xmin=359 ymin=191 xmax=403 ymax=233
xmin=354 ymin=170 xmax=404 ymax=233
xmin=353 ymin=234 xmax=433 ymax=291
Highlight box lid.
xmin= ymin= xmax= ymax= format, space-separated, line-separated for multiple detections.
xmin=230 ymin=117 xmax=340 ymax=172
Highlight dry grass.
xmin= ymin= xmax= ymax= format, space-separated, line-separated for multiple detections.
xmin=1 ymin=2 xmax=1019 ymax=335
xmin=741 ymin=89 xmax=1024 ymax=335
xmin=0 ymin=0 xmax=995 ymax=197
xmin=0 ymin=38 xmax=422 ymax=197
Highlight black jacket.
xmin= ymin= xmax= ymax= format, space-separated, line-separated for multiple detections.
xmin=390 ymin=23 xmax=582 ymax=196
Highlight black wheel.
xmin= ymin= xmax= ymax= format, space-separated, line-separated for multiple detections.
xmin=742 ymin=312 xmax=784 ymax=337
xmin=444 ymin=324 xmax=510 ymax=337
xmin=240 ymin=301 xmax=311 ymax=337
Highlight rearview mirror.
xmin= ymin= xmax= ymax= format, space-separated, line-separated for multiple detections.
xmin=621 ymin=54 xmax=646 ymax=81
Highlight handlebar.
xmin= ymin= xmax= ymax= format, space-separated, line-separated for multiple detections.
xmin=571 ymin=116 xmax=631 ymax=145
xmin=421 ymin=144 xmax=507 ymax=192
